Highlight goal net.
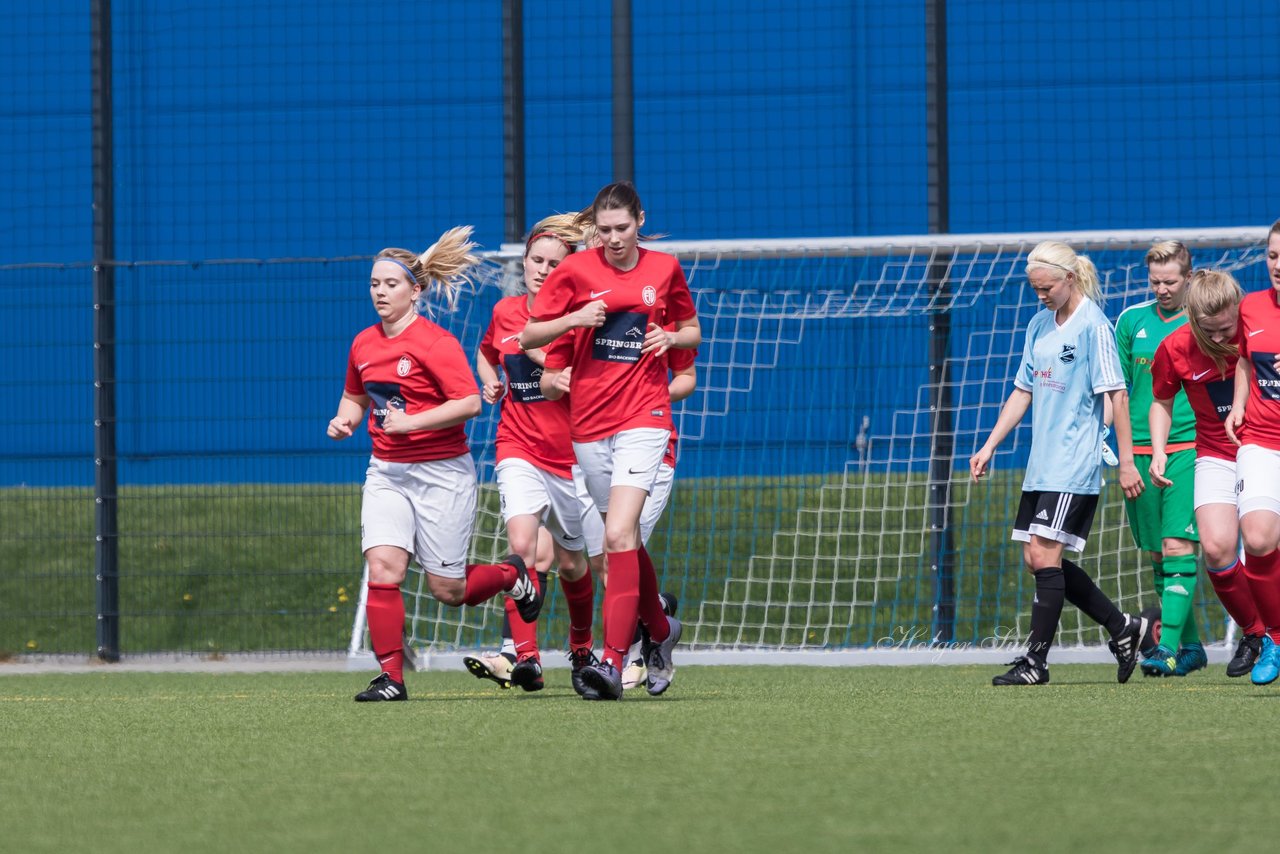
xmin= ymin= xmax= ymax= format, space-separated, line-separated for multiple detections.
xmin=350 ymin=226 xmax=1270 ymax=667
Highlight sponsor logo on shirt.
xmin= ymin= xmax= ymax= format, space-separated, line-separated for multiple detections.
xmin=1033 ymin=366 xmax=1066 ymax=394
xmin=593 ymin=311 xmax=648 ymax=364
xmin=1253 ymin=352 xmax=1280 ymax=401
xmin=365 ymin=382 xmax=404 ymax=429
xmin=504 ymin=352 xmax=547 ymax=404
xmin=1206 ymin=378 xmax=1235 ymax=420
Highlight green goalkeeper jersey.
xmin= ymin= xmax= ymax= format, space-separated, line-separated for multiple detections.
xmin=1114 ymin=299 xmax=1196 ymax=450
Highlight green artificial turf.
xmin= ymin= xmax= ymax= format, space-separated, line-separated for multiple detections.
xmin=0 ymin=663 xmax=1270 ymax=853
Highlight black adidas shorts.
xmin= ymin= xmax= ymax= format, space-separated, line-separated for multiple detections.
xmin=1011 ymin=490 xmax=1099 ymax=553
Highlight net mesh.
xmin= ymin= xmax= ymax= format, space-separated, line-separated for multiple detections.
xmin=383 ymin=228 xmax=1271 ymax=655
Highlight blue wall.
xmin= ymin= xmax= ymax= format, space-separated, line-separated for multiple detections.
xmin=2 ymin=1 xmax=1277 ymax=486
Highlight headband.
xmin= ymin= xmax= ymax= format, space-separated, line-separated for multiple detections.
xmin=525 ymin=230 xmax=571 ymax=252
xmin=375 ymin=257 xmax=420 ymax=286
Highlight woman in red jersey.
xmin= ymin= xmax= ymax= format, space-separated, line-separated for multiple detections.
xmin=1224 ymin=220 xmax=1280 ymax=683
xmin=1149 ymin=269 xmax=1264 ymax=679
xmin=520 ymin=182 xmax=701 ymax=699
xmin=463 ymin=214 xmax=598 ymax=695
xmin=327 ymin=226 xmax=541 ymax=703
xmin=565 ymin=335 xmax=697 ymax=694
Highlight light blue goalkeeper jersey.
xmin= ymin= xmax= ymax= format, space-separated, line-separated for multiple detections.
xmin=1013 ymin=298 xmax=1126 ymax=495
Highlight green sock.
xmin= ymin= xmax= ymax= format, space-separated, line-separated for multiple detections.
xmin=1160 ymin=554 xmax=1199 ymax=650
xmin=1152 ymin=557 xmax=1166 ymax=600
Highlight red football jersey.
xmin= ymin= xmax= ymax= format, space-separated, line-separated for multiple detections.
xmin=1238 ymin=288 xmax=1280 ymax=452
xmin=478 ymin=295 xmax=575 ymax=477
xmin=1150 ymin=324 xmax=1237 ymax=462
xmin=344 ymin=316 xmax=478 ymax=462
xmin=534 ymin=247 xmax=697 ymax=442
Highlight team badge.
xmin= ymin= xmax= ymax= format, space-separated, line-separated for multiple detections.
xmin=642 ymin=286 xmax=657 ymax=306
xmin=1237 ymin=479 xmax=1245 ymax=494
xmin=1058 ymin=344 xmax=1076 ymax=364
xmin=397 ymin=356 xmax=411 ymax=377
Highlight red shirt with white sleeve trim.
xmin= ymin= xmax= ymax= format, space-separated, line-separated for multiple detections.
xmin=1150 ymin=324 xmax=1237 ymax=462
xmin=534 ymin=246 xmax=697 ymax=443
xmin=478 ymin=295 xmax=574 ymax=477
xmin=1238 ymin=288 xmax=1280 ymax=452
xmin=344 ymin=316 xmax=478 ymax=462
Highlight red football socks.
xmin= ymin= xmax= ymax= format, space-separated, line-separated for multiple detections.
xmin=559 ymin=569 xmax=595 ymax=648
xmin=365 ymin=582 xmax=405 ymax=683
xmin=637 ymin=546 xmax=670 ymax=643
xmin=462 ymin=562 xmax=518 ymax=607
xmin=1242 ymin=549 xmax=1280 ymax=643
xmin=1208 ymin=558 xmax=1265 ymax=637
xmin=601 ymin=549 xmax=640 ymax=669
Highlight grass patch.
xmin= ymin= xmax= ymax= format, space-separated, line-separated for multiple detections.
xmin=0 ymin=663 xmax=1270 ymax=853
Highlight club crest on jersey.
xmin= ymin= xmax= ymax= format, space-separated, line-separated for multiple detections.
xmin=642 ymin=286 xmax=657 ymax=306
xmin=1058 ymin=344 xmax=1076 ymax=364
xmin=397 ymin=356 xmax=412 ymax=377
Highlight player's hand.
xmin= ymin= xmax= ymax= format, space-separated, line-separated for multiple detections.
xmin=1119 ymin=460 xmax=1144 ymax=498
xmin=969 ymin=447 xmax=993 ymax=482
xmin=382 ymin=407 xmax=412 ymax=434
xmin=1149 ymin=452 xmax=1172 ymax=488
xmin=1225 ymin=406 xmax=1244 ymax=446
xmin=642 ymin=323 xmax=674 ymax=357
xmin=327 ymin=416 xmax=354 ymax=440
xmin=482 ymin=379 xmax=506 ymax=404
xmin=571 ymin=300 xmax=608 ymax=329
xmin=550 ymin=366 xmax=572 ymax=395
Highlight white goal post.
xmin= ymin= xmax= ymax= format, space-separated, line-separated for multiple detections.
xmin=349 ymin=225 xmax=1269 ymax=669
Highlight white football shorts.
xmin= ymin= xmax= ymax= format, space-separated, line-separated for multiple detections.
xmin=572 ymin=427 xmax=670 ymax=513
xmin=574 ymin=461 xmax=675 ymax=557
xmin=361 ymin=454 xmax=476 ymax=579
xmin=1236 ymin=444 xmax=1280 ymax=518
xmin=495 ymin=457 xmax=585 ymax=551
xmin=1193 ymin=455 xmax=1238 ymax=510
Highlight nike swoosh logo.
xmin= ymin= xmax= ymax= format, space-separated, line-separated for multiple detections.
xmin=501 ymin=334 xmax=520 ymax=343
xmin=357 ymin=362 xmax=370 ymax=370
xmin=589 ymin=290 xmax=612 ymax=299
xmin=1249 ymin=329 xmax=1265 ymax=337
xmin=627 ymin=466 xmax=648 ymax=474
xmin=1191 ymin=369 xmax=1212 ymax=381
